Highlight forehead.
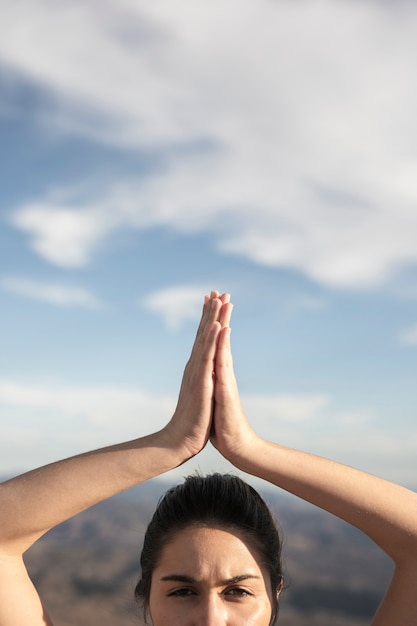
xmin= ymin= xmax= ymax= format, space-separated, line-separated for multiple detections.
xmin=148 ymin=525 xmax=275 ymax=626
xmin=154 ymin=525 xmax=267 ymax=581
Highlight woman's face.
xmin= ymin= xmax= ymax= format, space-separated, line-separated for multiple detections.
xmin=149 ymin=524 xmax=274 ymax=626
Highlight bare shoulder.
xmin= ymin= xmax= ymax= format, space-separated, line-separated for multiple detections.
xmin=0 ymin=553 xmax=54 ymax=626
xmin=371 ymin=563 xmax=417 ymax=626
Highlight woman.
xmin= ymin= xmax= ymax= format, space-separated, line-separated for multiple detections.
xmin=0 ymin=291 xmax=416 ymax=625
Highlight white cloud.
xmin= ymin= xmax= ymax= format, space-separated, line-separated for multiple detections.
xmin=12 ymin=205 xmax=118 ymax=268
xmin=3 ymin=0 xmax=417 ymax=287
xmin=0 ymin=381 xmax=340 ymax=436
xmin=0 ymin=380 xmax=363 ymax=447
xmin=141 ymin=285 xmax=211 ymax=330
xmin=0 ymin=379 xmax=175 ymax=432
xmin=0 ymin=276 xmax=100 ymax=308
xmin=0 ymin=378 xmax=413 ymax=484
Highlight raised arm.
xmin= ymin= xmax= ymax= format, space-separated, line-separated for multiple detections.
xmin=0 ymin=290 xmax=227 ymax=626
xmin=211 ymin=324 xmax=417 ymax=626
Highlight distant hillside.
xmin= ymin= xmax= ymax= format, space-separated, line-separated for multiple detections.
xmin=22 ymin=479 xmax=393 ymax=626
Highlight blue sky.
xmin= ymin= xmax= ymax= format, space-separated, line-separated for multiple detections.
xmin=1 ymin=0 xmax=417 ymax=487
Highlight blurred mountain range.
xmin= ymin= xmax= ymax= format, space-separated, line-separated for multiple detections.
xmin=24 ymin=479 xmax=393 ymax=626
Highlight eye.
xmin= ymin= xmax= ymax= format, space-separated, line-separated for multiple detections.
xmin=167 ymin=587 xmax=196 ymax=597
xmin=224 ymin=586 xmax=253 ymax=598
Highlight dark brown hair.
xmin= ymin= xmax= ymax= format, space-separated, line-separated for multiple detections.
xmin=135 ymin=473 xmax=283 ymax=624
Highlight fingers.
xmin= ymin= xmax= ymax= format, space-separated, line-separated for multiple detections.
xmin=192 ymin=291 xmax=232 ymax=360
xmin=193 ymin=291 xmax=221 ymax=345
xmin=219 ymin=301 xmax=233 ymax=329
xmin=208 ymin=291 xmax=232 ymax=329
xmin=165 ymin=291 xmax=233 ymax=460
xmin=202 ymin=295 xmax=223 ymax=342
xmin=214 ymin=326 xmax=233 ymax=384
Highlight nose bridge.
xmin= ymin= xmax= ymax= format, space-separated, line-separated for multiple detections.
xmin=197 ymin=590 xmax=227 ymax=626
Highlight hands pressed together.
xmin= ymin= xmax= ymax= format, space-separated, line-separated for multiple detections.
xmin=2 ymin=291 xmax=416 ymax=626
xmin=166 ymin=291 xmax=259 ymax=467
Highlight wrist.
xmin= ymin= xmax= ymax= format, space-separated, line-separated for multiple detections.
xmin=225 ymin=435 xmax=268 ymax=475
xmin=156 ymin=423 xmax=203 ymax=467
xmin=121 ymin=430 xmax=192 ymax=482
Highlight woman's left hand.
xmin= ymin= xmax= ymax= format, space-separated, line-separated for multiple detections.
xmin=163 ymin=291 xmax=231 ymax=461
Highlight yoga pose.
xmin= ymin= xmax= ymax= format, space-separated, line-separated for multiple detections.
xmin=1 ymin=291 xmax=416 ymax=625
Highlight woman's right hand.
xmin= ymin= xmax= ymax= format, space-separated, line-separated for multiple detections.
xmin=162 ymin=291 xmax=228 ymax=462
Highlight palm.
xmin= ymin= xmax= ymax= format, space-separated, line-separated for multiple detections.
xmin=211 ymin=326 xmax=257 ymax=460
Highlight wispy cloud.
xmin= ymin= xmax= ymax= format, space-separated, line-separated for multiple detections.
xmin=3 ymin=1 xmax=417 ymax=288
xmin=0 ymin=379 xmax=363 ymax=438
xmin=141 ymin=285 xmax=211 ymax=330
xmin=11 ymin=205 xmax=117 ymax=268
xmin=0 ymin=276 xmax=100 ymax=308
xmin=0 ymin=379 xmax=373 ymax=442
xmin=0 ymin=379 xmax=174 ymax=431
xmin=0 ymin=378 xmax=411 ymax=483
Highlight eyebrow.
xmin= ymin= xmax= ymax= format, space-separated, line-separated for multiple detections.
xmin=160 ymin=574 xmax=261 ymax=584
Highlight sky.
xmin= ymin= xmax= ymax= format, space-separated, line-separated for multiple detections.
xmin=1 ymin=0 xmax=417 ymax=489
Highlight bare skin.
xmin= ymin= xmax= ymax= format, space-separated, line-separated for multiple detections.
xmin=0 ymin=290 xmax=230 ymax=626
xmin=211 ymin=322 xmax=417 ymax=626
xmin=1 ymin=291 xmax=417 ymax=625
xmin=149 ymin=525 xmax=274 ymax=626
